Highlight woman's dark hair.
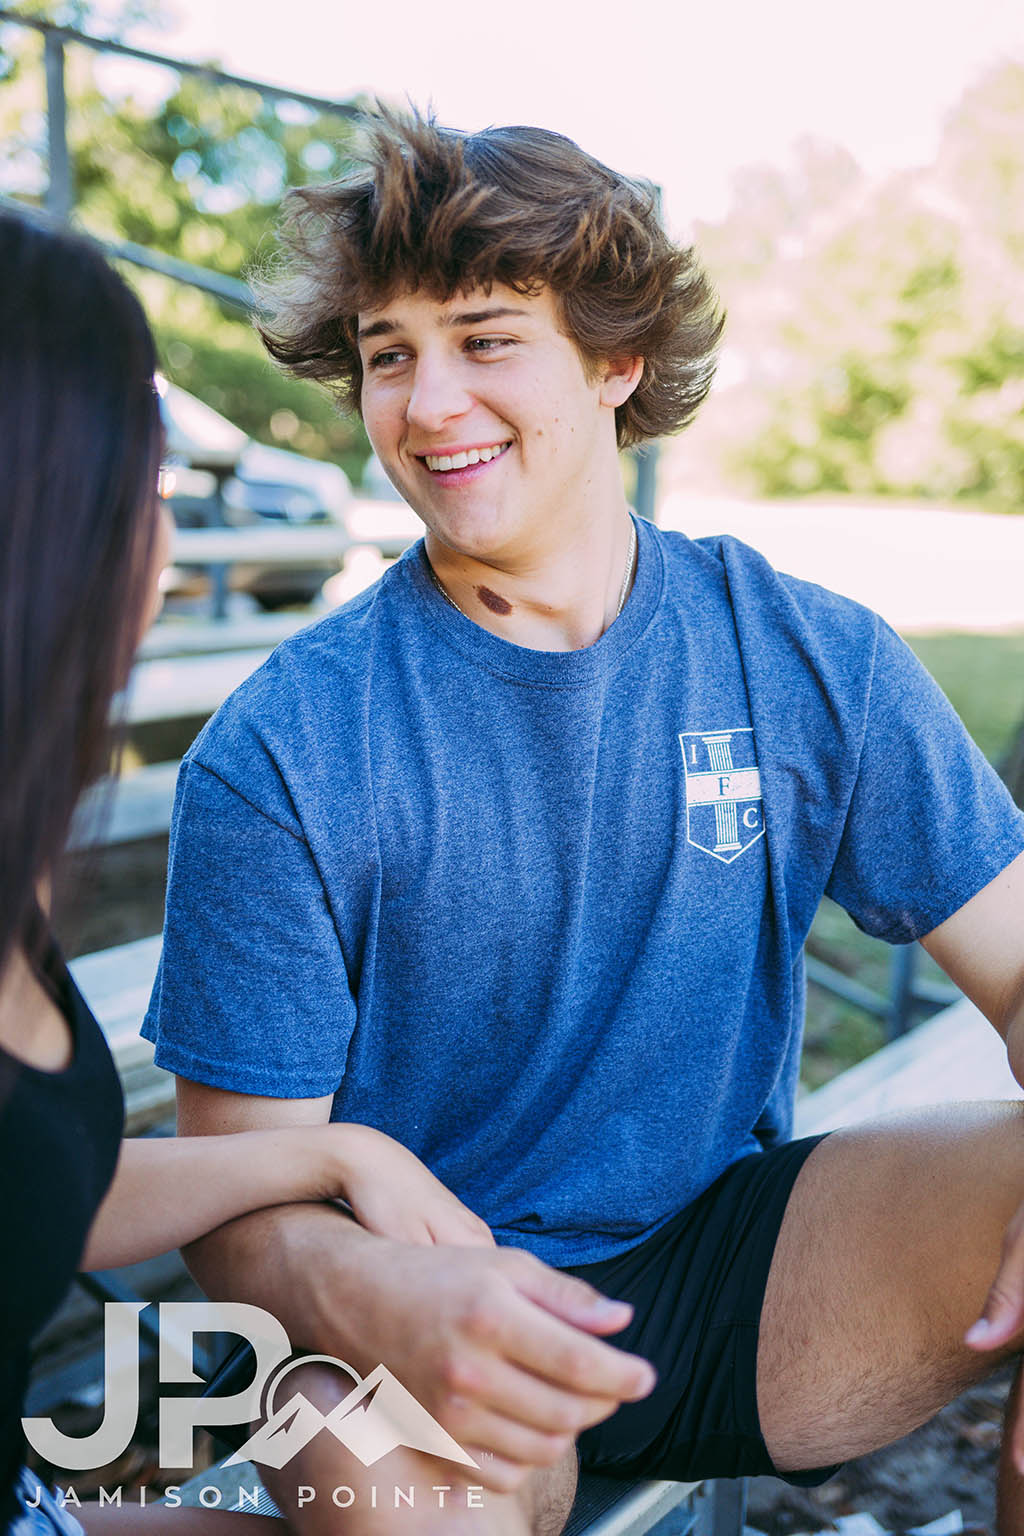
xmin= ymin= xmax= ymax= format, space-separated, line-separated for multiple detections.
xmin=0 ymin=212 xmax=162 ymax=977
xmin=255 ymin=106 xmax=724 ymax=448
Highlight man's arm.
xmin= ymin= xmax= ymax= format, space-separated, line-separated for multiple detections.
xmin=921 ymin=846 xmax=1024 ymax=1081
xmin=176 ymin=1078 xmax=656 ymax=1493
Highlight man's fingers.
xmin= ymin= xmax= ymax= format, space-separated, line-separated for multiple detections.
xmin=512 ymin=1257 xmax=638 ymax=1336
xmin=447 ymin=1350 xmax=622 ymax=1437
xmin=473 ymin=1254 xmax=656 ymax=1399
xmin=499 ymin=1293 xmax=655 ymax=1402
xmin=966 ymin=1206 xmax=1024 ymax=1350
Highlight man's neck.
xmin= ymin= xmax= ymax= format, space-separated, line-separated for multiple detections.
xmin=425 ymin=506 xmax=637 ymax=652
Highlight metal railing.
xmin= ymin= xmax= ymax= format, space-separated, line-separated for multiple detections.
xmin=0 ymin=9 xmax=358 ymax=305
xmin=807 ymin=943 xmax=958 ymax=1041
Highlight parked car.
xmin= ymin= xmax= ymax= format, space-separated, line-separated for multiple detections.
xmin=158 ymin=379 xmax=352 ymax=610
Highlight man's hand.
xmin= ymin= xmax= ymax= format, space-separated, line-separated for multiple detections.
xmin=348 ymin=1239 xmax=655 ymax=1493
xmin=966 ymin=1197 xmax=1024 ymax=1473
xmin=966 ymin=1199 xmax=1024 ymax=1354
xmin=176 ymin=1079 xmax=653 ymax=1491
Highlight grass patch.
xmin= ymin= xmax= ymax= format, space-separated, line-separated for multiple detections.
xmin=905 ymin=632 xmax=1024 ymax=766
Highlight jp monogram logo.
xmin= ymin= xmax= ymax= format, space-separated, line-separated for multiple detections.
xmin=678 ymin=728 xmax=764 ymax=864
xmin=23 ymin=1302 xmax=477 ymax=1475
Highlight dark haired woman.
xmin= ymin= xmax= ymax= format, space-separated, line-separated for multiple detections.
xmin=0 ymin=211 xmax=491 ymax=1535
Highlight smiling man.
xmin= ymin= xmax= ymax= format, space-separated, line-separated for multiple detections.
xmin=357 ymin=283 xmax=642 ymax=648
xmin=144 ymin=109 xmax=1024 ymax=1534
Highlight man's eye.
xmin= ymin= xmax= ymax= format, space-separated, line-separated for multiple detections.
xmin=368 ymin=349 xmax=408 ymax=370
xmin=466 ymin=336 xmax=514 ymax=355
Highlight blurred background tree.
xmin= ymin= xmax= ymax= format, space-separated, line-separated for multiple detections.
xmin=683 ymin=62 xmax=1024 ymax=518
xmin=0 ymin=0 xmax=371 ymax=479
xmin=2 ymin=9 xmax=1022 ymax=501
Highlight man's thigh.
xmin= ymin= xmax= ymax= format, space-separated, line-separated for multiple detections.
xmin=758 ymin=1100 xmax=1024 ymax=1472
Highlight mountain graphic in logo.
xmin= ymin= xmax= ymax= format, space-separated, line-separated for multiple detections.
xmin=227 ymin=1361 xmax=478 ymax=1472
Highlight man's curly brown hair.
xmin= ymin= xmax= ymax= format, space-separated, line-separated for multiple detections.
xmin=255 ymin=106 xmax=724 ymax=449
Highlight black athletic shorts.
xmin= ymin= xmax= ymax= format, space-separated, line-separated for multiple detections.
xmin=561 ymin=1133 xmax=838 ymax=1487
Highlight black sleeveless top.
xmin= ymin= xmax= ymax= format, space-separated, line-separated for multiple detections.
xmin=0 ymin=945 xmax=123 ymax=1529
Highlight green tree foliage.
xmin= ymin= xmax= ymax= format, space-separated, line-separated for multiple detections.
xmin=697 ymin=67 xmax=1024 ymax=513
xmin=0 ymin=7 xmax=370 ymax=479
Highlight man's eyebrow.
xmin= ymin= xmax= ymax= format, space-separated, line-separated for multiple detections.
xmin=357 ymin=317 xmax=401 ymax=342
xmin=442 ymin=306 xmax=530 ymax=328
xmin=357 ymin=306 xmax=529 ymax=342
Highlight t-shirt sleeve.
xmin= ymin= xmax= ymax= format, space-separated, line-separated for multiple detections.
xmin=825 ymin=618 xmax=1024 ymax=943
xmin=142 ymin=756 xmax=356 ymax=1097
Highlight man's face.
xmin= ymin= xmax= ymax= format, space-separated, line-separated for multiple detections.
xmin=357 ymin=283 xmax=623 ymax=565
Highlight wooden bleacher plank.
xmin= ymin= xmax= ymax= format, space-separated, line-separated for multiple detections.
xmin=140 ymin=611 xmax=319 ymax=660
xmin=68 ymin=760 xmax=180 ymax=849
xmin=69 ymin=935 xmax=163 ymax=1044
xmin=68 ymin=936 xmax=171 ymax=1132
xmin=172 ymin=526 xmax=350 ymax=565
xmin=794 ymin=996 xmax=1021 ymax=1136
xmin=567 ymin=1478 xmax=700 ymax=1536
xmin=122 ymin=648 xmax=273 ymax=726
xmin=345 ymin=494 xmax=424 ymax=558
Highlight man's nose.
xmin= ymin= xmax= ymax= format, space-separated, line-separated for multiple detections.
xmin=405 ymin=355 xmax=473 ymax=433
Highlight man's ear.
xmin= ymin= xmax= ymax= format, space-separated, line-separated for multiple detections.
xmin=599 ymin=356 xmax=644 ymax=409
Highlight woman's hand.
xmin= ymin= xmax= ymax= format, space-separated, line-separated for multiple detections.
xmin=81 ymin=1119 xmax=492 ymax=1270
xmin=326 ymin=1122 xmax=495 ymax=1248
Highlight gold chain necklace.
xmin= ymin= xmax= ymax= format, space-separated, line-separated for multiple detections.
xmin=429 ymin=520 xmax=637 ymax=629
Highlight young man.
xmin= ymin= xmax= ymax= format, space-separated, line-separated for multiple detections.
xmin=144 ymin=110 xmax=1024 ymax=1534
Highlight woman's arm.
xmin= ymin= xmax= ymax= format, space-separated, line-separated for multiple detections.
xmin=80 ymin=1117 xmax=492 ymax=1270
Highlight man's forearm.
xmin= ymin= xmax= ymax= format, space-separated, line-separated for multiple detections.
xmin=184 ymin=1199 xmax=389 ymax=1369
xmin=185 ymin=1192 xmax=656 ymax=1493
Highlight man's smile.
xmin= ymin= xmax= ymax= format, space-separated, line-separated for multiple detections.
xmin=418 ymin=441 xmax=513 ymax=475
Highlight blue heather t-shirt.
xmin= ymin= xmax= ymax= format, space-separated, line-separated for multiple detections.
xmin=143 ymin=517 xmax=1024 ymax=1266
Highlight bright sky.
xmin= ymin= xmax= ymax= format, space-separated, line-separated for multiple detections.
xmin=126 ymin=0 xmax=1024 ymax=232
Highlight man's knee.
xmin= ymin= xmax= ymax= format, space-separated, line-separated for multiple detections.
xmin=518 ymin=1450 xmax=578 ymax=1536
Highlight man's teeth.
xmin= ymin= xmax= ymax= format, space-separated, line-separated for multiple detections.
xmin=424 ymin=442 xmax=510 ymax=472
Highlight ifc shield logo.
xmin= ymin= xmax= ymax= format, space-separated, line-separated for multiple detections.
xmin=679 ymin=728 xmax=764 ymax=864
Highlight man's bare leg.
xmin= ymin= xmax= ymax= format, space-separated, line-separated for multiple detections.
xmin=257 ymin=1362 xmax=578 ymax=1535
xmin=757 ymin=1103 xmax=1024 ymax=1527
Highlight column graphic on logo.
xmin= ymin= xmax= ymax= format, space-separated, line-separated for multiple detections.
xmin=679 ymin=727 xmax=764 ymax=864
